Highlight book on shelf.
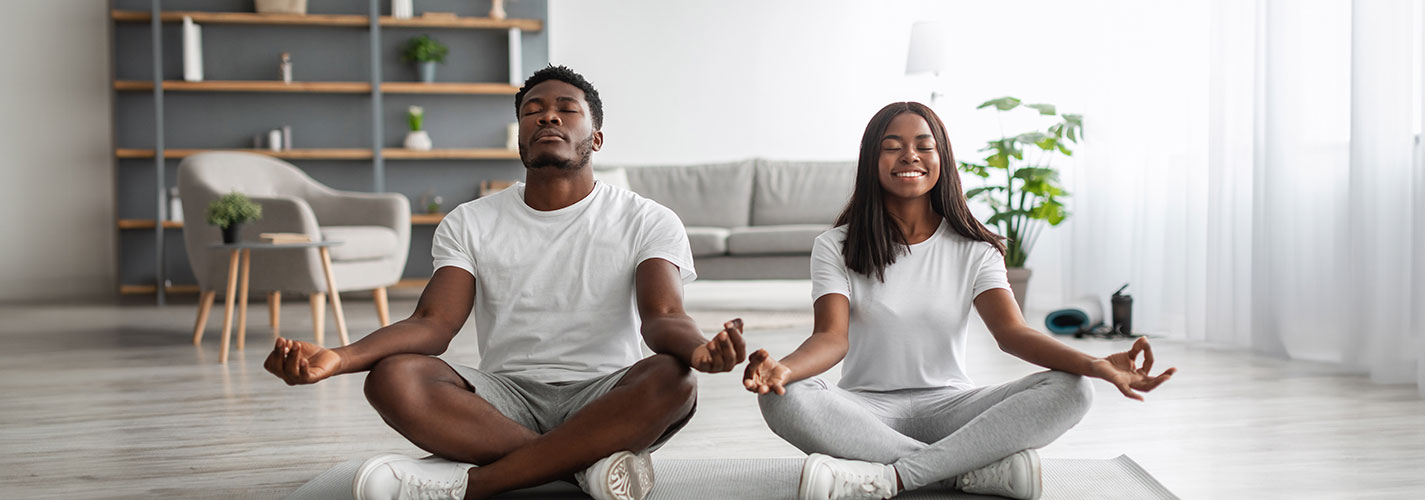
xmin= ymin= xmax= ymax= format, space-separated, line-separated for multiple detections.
xmin=259 ymin=232 xmax=312 ymax=244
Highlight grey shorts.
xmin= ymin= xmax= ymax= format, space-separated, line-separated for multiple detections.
xmin=446 ymin=361 xmax=696 ymax=452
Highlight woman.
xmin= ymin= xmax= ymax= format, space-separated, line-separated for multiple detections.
xmin=744 ymin=102 xmax=1175 ymax=500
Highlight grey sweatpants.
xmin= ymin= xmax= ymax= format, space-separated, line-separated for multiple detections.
xmin=758 ymin=370 xmax=1093 ymax=490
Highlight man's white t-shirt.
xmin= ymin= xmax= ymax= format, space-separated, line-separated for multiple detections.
xmin=811 ymin=221 xmax=1011 ymax=392
xmin=431 ymin=181 xmax=696 ymax=383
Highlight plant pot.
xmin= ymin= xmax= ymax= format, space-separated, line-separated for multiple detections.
xmin=255 ymin=0 xmax=307 ymax=15
xmin=417 ymin=61 xmax=437 ymax=83
xmin=1006 ymin=267 xmax=1032 ymax=313
xmin=404 ymin=130 xmax=432 ymax=150
xmin=221 ymin=223 xmax=242 ymax=244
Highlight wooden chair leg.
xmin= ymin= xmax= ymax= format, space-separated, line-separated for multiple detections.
xmin=236 ymin=249 xmax=251 ymax=351
xmin=219 ymin=249 xmax=241 ymax=364
xmin=310 ymin=292 xmax=326 ymax=346
xmin=318 ymin=247 xmax=350 ymax=346
xmin=269 ymin=291 xmax=282 ymax=339
xmin=373 ymin=287 xmax=391 ymax=327
xmin=192 ymin=290 xmax=216 ymax=346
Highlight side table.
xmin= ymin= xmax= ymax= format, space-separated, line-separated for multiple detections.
xmin=196 ymin=241 xmax=347 ymax=364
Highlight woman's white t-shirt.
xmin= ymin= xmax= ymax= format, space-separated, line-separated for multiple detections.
xmin=431 ymin=181 xmax=696 ymax=383
xmin=811 ymin=221 xmax=1011 ymax=392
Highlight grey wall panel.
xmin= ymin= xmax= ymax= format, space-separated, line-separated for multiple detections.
xmin=382 ymin=94 xmax=513 ymax=148
xmin=160 ymin=93 xmax=372 ymax=149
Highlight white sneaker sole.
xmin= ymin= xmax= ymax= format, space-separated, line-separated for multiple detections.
xmin=594 ymin=451 xmax=655 ymax=500
xmin=1022 ymin=449 xmax=1043 ymax=500
xmin=352 ymin=453 xmax=407 ymax=500
xmin=797 ymin=454 xmax=832 ymax=500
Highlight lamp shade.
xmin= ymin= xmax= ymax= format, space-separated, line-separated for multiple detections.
xmin=905 ymin=21 xmax=948 ymax=76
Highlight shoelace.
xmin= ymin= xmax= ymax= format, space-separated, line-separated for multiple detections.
xmin=830 ymin=467 xmax=892 ymax=499
xmin=960 ymin=458 xmax=1013 ymax=493
xmin=398 ymin=472 xmax=464 ymax=500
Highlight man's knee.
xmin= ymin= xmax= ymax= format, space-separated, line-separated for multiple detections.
xmin=626 ymin=354 xmax=697 ymax=408
xmin=363 ymin=354 xmax=445 ymax=411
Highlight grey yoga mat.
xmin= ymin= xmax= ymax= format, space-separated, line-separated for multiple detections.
xmin=286 ymin=455 xmax=1178 ymax=500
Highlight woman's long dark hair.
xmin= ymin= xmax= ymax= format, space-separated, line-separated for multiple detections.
xmin=835 ymin=102 xmax=1006 ymax=282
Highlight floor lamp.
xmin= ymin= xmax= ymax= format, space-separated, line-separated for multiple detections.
xmin=906 ymin=21 xmax=947 ymax=108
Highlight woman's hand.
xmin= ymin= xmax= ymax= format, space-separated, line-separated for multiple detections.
xmin=743 ymin=348 xmax=792 ymax=395
xmin=264 ymin=337 xmax=344 ymax=385
xmin=1088 ymin=336 xmax=1176 ymax=401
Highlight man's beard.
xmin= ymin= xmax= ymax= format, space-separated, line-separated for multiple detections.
xmin=521 ymin=134 xmax=596 ymax=170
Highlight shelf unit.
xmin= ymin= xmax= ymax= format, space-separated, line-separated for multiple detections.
xmin=115 ymin=148 xmax=519 ymax=160
xmin=111 ymin=0 xmax=546 ymax=303
xmin=113 ymin=80 xmax=520 ymax=94
xmin=116 ymin=213 xmax=446 ymax=231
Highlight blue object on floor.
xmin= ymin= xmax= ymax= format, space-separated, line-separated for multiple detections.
xmin=1045 ymin=296 xmax=1105 ymax=335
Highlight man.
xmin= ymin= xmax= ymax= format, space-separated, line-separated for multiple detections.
xmin=265 ymin=65 xmax=747 ymax=500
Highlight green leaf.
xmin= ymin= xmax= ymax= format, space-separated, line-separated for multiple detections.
xmin=1057 ymin=143 xmax=1073 ymax=156
xmin=986 ymin=209 xmax=1030 ymax=228
xmin=977 ymin=96 xmax=1021 ymax=111
xmin=958 ymin=162 xmax=992 ymax=178
xmin=1025 ymin=103 xmax=1056 ymax=115
xmin=1012 ymin=167 xmax=1059 ymax=182
xmin=987 ymin=154 xmax=1009 ymax=169
xmin=965 ymin=186 xmax=1005 ymax=199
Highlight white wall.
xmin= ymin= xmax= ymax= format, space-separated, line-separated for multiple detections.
xmin=548 ymin=0 xmax=1209 ymax=311
xmin=0 ymin=1 xmax=115 ymax=303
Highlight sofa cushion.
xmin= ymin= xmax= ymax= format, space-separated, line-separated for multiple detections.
xmin=685 ymin=226 xmax=730 ymax=257
xmin=320 ymin=226 xmax=399 ymax=262
xmin=726 ymin=225 xmax=829 ymax=256
xmin=751 ymin=160 xmax=857 ymax=226
xmin=621 ymin=161 xmax=754 ymax=228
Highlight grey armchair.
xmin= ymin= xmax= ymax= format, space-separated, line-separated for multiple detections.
xmin=178 ymin=152 xmax=410 ymax=346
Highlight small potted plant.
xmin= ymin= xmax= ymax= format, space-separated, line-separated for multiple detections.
xmin=404 ymin=106 xmax=432 ymax=150
xmin=402 ymin=34 xmax=448 ymax=83
xmin=206 ymin=192 xmax=263 ymax=244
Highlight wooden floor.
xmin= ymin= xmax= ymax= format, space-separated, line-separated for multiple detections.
xmin=3 ymin=283 xmax=1425 ymax=499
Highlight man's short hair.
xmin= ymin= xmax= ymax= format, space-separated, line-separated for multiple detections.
xmin=514 ymin=65 xmax=604 ymax=130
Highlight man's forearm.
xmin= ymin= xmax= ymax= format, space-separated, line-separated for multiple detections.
xmin=330 ymin=317 xmax=453 ymax=374
xmin=641 ymin=315 xmax=707 ymax=366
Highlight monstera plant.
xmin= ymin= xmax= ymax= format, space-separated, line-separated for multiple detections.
xmin=958 ymin=97 xmax=1084 ymax=269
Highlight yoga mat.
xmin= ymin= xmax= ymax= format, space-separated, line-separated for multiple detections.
xmin=286 ymin=455 xmax=1177 ymax=500
xmin=1044 ymin=296 xmax=1104 ymax=335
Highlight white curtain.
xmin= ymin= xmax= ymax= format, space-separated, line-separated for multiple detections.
xmin=1067 ymin=0 xmax=1425 ymax=394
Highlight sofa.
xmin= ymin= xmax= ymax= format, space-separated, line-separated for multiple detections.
xmin=612 ymin=159 xmax=856 ymax=280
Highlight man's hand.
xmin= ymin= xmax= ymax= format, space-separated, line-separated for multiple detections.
xmin=742 ymin=348 xmax=792 ymax=395
xmin=264 ymin=337 xmax=344 ymax=385
xmin=1088 ymin=336 xmax=1177 ymax=401
xmin=689 ymin=318 xmax=746 ymax=373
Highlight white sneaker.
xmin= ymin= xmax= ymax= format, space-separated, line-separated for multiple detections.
xmin=957 ymin=449 xmax=1042 ymax=500
xmin=576 ymin=450 xmax=655 ymax=500
xmin=798 ymin=453 xmax=897 ymax=500
xmin=352 ymin=454 xmax=474 ymax=500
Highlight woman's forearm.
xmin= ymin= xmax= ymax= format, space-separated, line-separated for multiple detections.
xmin=779 ymin=332 xmax=849 ymax=384
xmin=997 ymin=326 xmax=1099 ymax=376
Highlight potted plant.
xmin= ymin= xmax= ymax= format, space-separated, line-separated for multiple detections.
xmin=404 ymin=106 xmax=432 ymax=150
xmin=958 ymin=97 xmax=1084 ymax=311
xmin=206 ymin=192 xmax=263 ymax=244
xmin=402 ymin=35 xmax=448 ymax=83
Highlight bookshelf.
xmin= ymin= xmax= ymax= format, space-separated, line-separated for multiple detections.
xmin=112 ymin=0 xmax=545 ymax=302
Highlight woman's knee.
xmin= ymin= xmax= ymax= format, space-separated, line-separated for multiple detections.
xmin=1040 ymin=370 xmax=1095 ymax=415
xmin=757 ymin=378 xmax=822 ymax=426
